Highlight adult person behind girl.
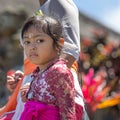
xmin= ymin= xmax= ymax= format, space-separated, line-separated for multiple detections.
xmin=19 ymin=14 xmax=77 ymax=120
xmin=0 ymin=0 xmax=84 ymax=119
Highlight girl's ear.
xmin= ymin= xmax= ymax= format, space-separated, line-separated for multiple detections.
xmin=55 ymin=38 xmax=64 ymax=54
xmin=58 ymin=38 xmax=64 ymax=46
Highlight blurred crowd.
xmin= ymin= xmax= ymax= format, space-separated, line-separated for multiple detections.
xmin=79 ymin=28 xmax=120 ymax=120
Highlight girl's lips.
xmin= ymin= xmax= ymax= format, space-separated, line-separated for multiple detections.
xmin=30 ymin=53 xmax=38 ymax=58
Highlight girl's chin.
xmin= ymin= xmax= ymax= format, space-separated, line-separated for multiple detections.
xmin=29 ymin=60 xmax=39 ymax=65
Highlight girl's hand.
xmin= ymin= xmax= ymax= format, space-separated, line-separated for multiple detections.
xmin=7 ymin=70 xmax=24 ymax=92
xmin=20 ymin=83 xmax=30 ymax=102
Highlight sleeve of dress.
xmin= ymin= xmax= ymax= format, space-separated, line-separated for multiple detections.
xmin=49 ymin=0 xmax=80 ymax=60
xmin=52 ymin=67 xmax=76 ymax=120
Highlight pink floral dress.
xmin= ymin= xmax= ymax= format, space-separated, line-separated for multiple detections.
xmin=21 ymin=58 xmax=76 ymax=120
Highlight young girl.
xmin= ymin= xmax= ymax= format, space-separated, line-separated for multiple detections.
xmin=19 ymin=15 xmax=76 ymax=120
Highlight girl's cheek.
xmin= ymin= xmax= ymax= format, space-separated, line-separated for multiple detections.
xmin=24 ymin=49 xmax=29 ymax=58
xmin=24 ymin=47 xmax=29 ymax=53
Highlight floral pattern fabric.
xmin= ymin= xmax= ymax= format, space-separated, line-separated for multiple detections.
xmin=27 ymin=58 xmax=76 ymax=120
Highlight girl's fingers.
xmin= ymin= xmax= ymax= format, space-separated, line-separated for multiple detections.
xmin=20 ymin=83 xmax=30 ymax=100
xmin=20 ymin=87 xmax=29 ymax=96
xmin=21 ymin=91 xmax=26 ymax=96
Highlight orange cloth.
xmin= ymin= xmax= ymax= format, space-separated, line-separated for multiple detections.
xmin=24 ymin=59 xmax=37 ymax=76
xmin=71 ymin=61 xmax=78 ymax=72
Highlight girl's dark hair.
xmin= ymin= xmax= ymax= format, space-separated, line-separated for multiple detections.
xmin=21 ymin=15 xmax=63 ymax=44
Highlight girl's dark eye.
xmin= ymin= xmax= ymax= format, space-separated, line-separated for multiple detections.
xmin=23 ymin=41 xmax=30 ymax=45
xmin=36 ymin=39 xmax=44 ymax=43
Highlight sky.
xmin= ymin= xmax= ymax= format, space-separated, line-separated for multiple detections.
xmin=74 ymin=0 xmax=120 ymax=34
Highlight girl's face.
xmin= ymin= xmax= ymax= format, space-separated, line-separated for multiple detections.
xmin=23 ymin=26 xmax=58 ymax=70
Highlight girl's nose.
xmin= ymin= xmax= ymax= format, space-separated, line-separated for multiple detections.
xmin=29 ymin=42 xmax=37 ymax=50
